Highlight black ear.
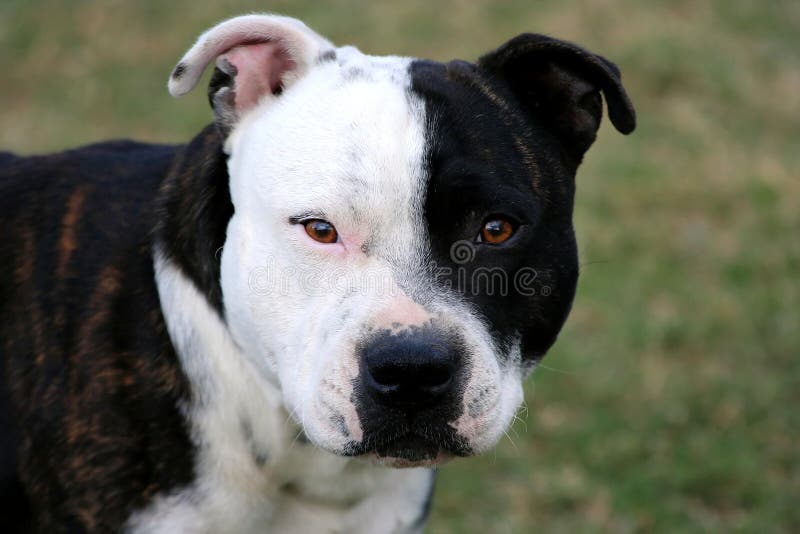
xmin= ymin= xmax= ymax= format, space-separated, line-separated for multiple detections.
xmin=478 ymin=33 xmax=636 ymax=159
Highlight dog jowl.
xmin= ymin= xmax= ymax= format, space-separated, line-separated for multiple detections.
xmin=0 ymin=14 xmax=635 ymax=533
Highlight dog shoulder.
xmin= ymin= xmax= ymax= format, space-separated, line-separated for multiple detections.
xmin=0 ymin=139 xmax=200 ymax=531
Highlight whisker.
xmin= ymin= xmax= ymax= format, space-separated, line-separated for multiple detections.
xmin=535 ymin=362 xmax=575 ymax=375
xmin=502 ymin=427 xmax=518 ymax=452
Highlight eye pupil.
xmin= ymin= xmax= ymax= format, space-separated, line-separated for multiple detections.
xmin=480 ymin=218 xmax=515 ymax=244
xmin=304 ymin=219 xmax=338 ymax=244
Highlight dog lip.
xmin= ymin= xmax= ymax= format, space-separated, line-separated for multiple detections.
xmin=375 ymin=433 xmax=440 ymax=462
xmin=348 ymin=432 xmax=457 ymax=467
xmin=370 ymin=450 xmax=455 ymax=468
xmin=340 ymin=424 xmax=473 ymax=462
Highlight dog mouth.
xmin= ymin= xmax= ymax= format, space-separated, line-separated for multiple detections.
xmin=344 ymin=429 xmax=471 ymax=467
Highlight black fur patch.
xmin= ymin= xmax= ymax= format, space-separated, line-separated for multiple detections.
xmin=409 ymin=57 xmax=581 ymax=362
xmin=317 ymin=49 xmax=337 ymax=64
xmin=153 ymin=125 xmax=234 ymax=318
xmin=407 ymin=33 xmax=635 ymax=362
xmin=171 ymin=62 xmax=187 ymax=80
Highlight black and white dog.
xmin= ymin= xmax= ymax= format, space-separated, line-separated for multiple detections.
xmin=0 ymin=14 xmax=635 ymax=533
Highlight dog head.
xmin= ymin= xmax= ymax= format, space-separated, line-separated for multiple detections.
xmin=170 ymin=15 xmax=635 ymax=467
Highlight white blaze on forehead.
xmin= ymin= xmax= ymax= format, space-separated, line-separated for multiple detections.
xmin=227 ymin=51 xmax=429 ymax=274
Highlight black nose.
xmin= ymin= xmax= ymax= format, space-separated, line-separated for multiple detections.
xmin=362 ymin=330 xmax=458 ymax=410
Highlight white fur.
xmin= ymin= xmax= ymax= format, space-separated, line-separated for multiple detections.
xmin=128 ymin=252 xmax=432 ymax=533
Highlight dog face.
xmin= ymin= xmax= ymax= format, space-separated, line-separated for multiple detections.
xmin=170 ymin=15 xmax=634 ymax=466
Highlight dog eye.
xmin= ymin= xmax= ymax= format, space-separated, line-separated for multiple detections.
xmin=478 ymin=217 xmax=516 ymax=244
xmin=304 ymin=219 xmax=339 ymax=244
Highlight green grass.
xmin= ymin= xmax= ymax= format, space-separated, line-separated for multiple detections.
xmin=2 ymin=1 xmax=798 ymax=531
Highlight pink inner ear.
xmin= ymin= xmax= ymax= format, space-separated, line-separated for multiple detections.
xmin=221 ymin=41 xmax=296 ymax=113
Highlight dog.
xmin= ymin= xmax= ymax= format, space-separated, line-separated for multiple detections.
xmin=0 ymin=13 xmax=635 ymax=533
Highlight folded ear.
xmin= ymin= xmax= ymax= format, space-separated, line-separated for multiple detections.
xmin=478 ymin=33 xmax=636 ymax=160
xmin=168 ymin=14 xmax=335 ymax=133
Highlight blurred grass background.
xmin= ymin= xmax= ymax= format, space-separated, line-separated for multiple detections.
xmin=1 ymin=0 xmax=798 ymax=531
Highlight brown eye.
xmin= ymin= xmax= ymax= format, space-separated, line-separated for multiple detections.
xmin=304 ymin=219 xmax=338 ymax=244
xmin=480 ymin=217 xmax=515 ymax=244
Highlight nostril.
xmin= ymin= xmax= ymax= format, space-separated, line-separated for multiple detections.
xmin=416 ymin=361 xmax=454 ymax=390
xmin=367 ymin=360 xmax=454 ymax=390
xmin=365 ymin=361 xmax=454 ymax=408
